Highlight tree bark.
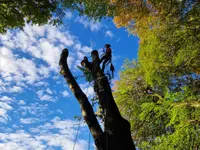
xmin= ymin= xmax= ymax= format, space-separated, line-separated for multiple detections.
xmin=59 ymin=48 xmax=136 ymax=150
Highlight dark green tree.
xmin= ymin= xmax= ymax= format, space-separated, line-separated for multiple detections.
xmin=0 ymin=0 xmax=110 ymax=33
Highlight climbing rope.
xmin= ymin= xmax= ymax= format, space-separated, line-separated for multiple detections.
xmin=72 ymin=119 xmax=83 ymax=150
xmin=88 ymin=132 xmax=91 ymax=150
xmin=105 ymin=84 xmax=109 ymax=150
xmin=72 ymin=84 xmax=94 ymax=150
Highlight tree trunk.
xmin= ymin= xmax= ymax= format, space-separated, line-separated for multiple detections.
xmin=59 ymin=49 xmax=136 ymax=150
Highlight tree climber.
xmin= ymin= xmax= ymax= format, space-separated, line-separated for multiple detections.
xmin=100 ymin=44 xmax=112 ymax=72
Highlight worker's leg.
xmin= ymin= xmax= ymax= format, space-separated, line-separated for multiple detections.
xmin=102 ymin=57 xmax=110 ymax=72
xmin=105 ymin=59 xmax=111 ymax=66
xmin=100 ymin=55 xmax=106 ymax=64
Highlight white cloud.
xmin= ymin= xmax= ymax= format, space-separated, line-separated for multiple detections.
xmin=62 ymin=91 xmax=70 ymax=97
xmin=81 ymin=46 xmax=92 ymax=53
xmin=0 ymin=47 xmax=39 ymax=93
xmin=0 ymin=108 xmax=8 ymax=120
xmin=35 ymin=82 xmax=48 ymax=87
xmin=30 ymin=128 xmax=41 ymax=133
xmin=76 ymin=16 xmax=102 ymax=32
xmin=17 ymin=102 xmax=49 ymax=118
xmin=9 ymin=86 xmax=23 ymax=93
xmin=65 ymin=11 xmax=73 ymax=19
xmin=46 ymin=88 xmax=53 ymax=94
xmin=40 ymin=95 xmax=55 ymax=102
xmin=0 ymin=102 xmax=12 ymax=110
xmin=80 ymin=83 xmax=94 ymax=98
xmin=0 ymin=132 xmax=46 ymax=150
xmin=56 ymin=109 xmax=63 ymax=114
xmin=31 ymin=24 xmax=46 ymax=37
xmin=0 ymin=47 xmax=17 ymax=74
xmin=105 ymin=30 xmax=114 ymax=38
xmin=38 ymin=65 xmax=50 ymax=78
xmin=0 ymin=96 xmax=13 ymax=101
xmin=36 ymin=89 xmax=55 ymax=102
xmin=19 ymin=100 xmax=26 ymax=105
xmin=0 ymin=96 xmax=13 ymax=123
xmin=37 ymin=90 xmax=44 ymax=97
xmin=77 ymin=51 xmax=85 ymax=60
xmin=20 ymin=118 xmax=39 ymax=124
xmin=74 ymin=43 xmax=82 ymax=51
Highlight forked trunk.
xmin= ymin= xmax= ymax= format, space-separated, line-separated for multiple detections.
xmin=59 ymin=49 xmax=136 ymax=150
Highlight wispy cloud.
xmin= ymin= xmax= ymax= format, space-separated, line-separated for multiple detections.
xmin=0 ymin=96 xmax=14 ymax=123
xmin=36 ymin=90 xmax=56 ymax=102
xmin=76 ymin=16 xmax=102 ymax=32
xmin=20 ymin=118 xmax=39 ymax=124
xmin=65 ymin=11 xmax=73 ymax=19
xmin=62 ymin=90 xmax=70 ymax=97
xmin=40 ymin=94 xmax=55 ymax=102
xmin=80 ymin=83 xmax=94 ymax=98
xmin=19 ymin=100 xmax=26 ymax=105
xmin=105 ymin=30 xmax=114 ymax=38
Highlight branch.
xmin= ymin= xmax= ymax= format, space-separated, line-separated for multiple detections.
xmin=59 ymin=49 xmax=103 ymax=143
xmin=172 ymin=101 xmax=200 ymax=108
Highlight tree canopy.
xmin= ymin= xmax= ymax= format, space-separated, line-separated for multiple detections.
xmin=0 ymin=0 xmax=109 ymax=33
xmin=112 ymin=1 xmax=200 ymax=148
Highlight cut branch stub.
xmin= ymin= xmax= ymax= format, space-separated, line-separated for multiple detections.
xmin=81 ymin=56 xmax=92 ymax=71
xmin=59 ymin=48 xmax=69 ymax=76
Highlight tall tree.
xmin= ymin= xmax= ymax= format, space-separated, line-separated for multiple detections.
xmin=59 ymin=48 xmax=136 ymax=150
xmin=114 ymin=59 xmax=200 ymax=149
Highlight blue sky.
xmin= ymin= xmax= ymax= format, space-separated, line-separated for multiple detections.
xmin=0 ymin=11 xmax=138 ymax=150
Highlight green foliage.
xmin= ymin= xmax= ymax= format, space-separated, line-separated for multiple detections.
xmin=138 ymin=19 xmax=200 ymax=87
xmin=0 ymin=0 xmax=61 ymax=33
xmin=63 ymin=0 xmax=110 ymax=20
xmin=77 ymin=65 xmax=93 ymax=82
xmin=1 ymin=0 xmax=199 ymax=35
xmin=114 ymin=59 xmax=200 ymax=149
xmin=76 ymin=65 xmax=113 ymax=83
xmin=0 ymin=0 xmax=111 ymax=33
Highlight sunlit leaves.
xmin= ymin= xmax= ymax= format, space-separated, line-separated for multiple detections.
xmin=114 ymin=58 xmax=200 ymax=149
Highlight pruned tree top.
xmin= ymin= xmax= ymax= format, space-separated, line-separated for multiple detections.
xmin=59 ymin=48 xmax=136 ymax=150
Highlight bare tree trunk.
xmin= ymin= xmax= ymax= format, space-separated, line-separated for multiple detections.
xmin=59 ymin=49 xmax=136 ymax=150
